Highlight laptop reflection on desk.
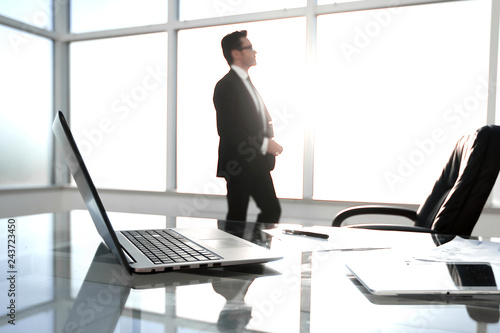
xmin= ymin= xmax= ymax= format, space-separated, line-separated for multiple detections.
xmin=63 ymin=243 xmax=279 ymax=333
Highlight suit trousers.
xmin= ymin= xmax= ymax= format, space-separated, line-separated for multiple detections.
xmin=225 ymin=169 xmax=281 ymax=223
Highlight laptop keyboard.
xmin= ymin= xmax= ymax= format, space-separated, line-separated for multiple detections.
xmin=121 ymin=229 xmax=222 ymax=265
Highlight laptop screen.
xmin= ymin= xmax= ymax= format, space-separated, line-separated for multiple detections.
xmin=52 ymin=111 xmax=132 ymax=272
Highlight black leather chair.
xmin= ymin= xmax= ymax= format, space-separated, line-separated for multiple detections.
xmin=332 ymin=125 xmax=500 ymax=236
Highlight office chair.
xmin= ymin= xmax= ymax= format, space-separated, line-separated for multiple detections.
xmin=332 ymin=125 xmax=500 ymax=236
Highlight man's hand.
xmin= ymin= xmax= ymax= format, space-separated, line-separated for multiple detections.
xmin=267 ymin=139 xmax=283 ymax=156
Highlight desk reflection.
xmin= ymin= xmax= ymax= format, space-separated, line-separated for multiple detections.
xmin=213 ymin=278 xmax=255 ymax=332
xmin=5 ymin=212 xmax=500 ymax=332
xmin=63 ymin=242 xmax=281 ymax=332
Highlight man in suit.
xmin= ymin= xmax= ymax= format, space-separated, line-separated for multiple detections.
xmin=213 ymin=30 xmax=283 ymax=223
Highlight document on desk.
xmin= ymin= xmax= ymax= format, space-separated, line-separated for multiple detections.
xmin=263 ymin=226 xmax=414 ymax=252
xmin=413 ymin=236 xmax=500 ymax=266
xmin=264 ymin=227 xmax=329 ymax=251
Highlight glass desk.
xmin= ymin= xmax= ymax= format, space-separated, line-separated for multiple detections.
xmin=1 ymin=211 xmax=500 ymax=332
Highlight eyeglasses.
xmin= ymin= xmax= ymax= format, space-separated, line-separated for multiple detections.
xmin=238 ymin=45 xmax=255 ymax=52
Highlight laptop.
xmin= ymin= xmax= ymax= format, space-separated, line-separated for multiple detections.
xmin=346 ymin=258 xmax=500 ymax=296
xmin=52 ymin=111 xmax=282 ymax=274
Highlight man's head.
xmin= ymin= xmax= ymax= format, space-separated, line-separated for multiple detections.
xmin=221 ymin=30 xmax=257 ymax=71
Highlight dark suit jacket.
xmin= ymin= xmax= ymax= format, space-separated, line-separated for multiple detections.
xmin=213 ymin=69 xmax=275 ymax=179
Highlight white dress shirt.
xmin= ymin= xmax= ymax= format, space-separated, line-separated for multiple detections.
xmin=231 ymin=65 xmax=269 ymax=155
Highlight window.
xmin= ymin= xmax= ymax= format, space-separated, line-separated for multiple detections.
xmin=176 ymin=18 xmax=306 ymax=199
xmin=2 ymin=0 xmax=499 ymax=210
xmin=314 ymin=0 xmax=491 ymax=203
xmin=70 ymin=33 xmax=168 ymax=191
xmin=492 ymin=19 xmax=500 ymax=206
xmin=0 ymin=0 xmax=52 ymax=30
xmin=179 ymin=0 xmax=306 ymax=20
xmin=0 ymin=26 xmax=53 ymax=188
xmin=71 ymin=0 xmax=168 ymax=33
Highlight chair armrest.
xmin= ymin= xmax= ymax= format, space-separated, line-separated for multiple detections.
xmin=332 ymin=205 xmax=418 ymax=227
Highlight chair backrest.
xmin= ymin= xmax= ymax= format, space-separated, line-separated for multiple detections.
xmin=415 ymin=125 xmax=500 ymax=235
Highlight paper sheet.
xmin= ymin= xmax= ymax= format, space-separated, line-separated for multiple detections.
xmin=263 ymin=226 xmax=410 ymax=252
xmin=265 ymin=227 xmax=500 ymax=266
xmin=413 ymin=236 xmax=500 ymax=266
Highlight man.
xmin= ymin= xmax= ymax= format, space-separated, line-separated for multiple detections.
xmin=213 ymin=30 xmax=283 ymax=223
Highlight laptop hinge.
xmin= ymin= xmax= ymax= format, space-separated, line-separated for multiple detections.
xmin=121 ymin=246 xmax=137 ymax=264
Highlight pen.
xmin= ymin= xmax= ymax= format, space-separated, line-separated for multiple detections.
xmin=282 ymin=229 xmax=329 ymax=239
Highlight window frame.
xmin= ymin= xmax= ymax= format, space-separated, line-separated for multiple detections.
xmin=0 ymin=0 xmax=499 ymax=206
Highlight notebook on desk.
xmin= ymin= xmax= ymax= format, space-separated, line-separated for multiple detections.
xmin=52 ymin=111 xmax=282 ymax=274
xmin=346 ymin=259 xmax=500 ymax=296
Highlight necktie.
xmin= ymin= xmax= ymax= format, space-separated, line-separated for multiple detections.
xmin=246 ymin=77 xmax=271 ymax=136
xmin=246 ymin=77 xmax=262 ymax=112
